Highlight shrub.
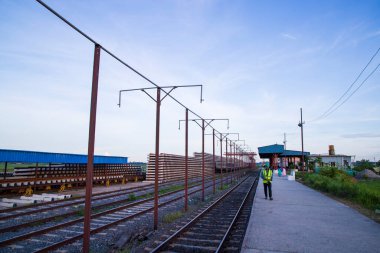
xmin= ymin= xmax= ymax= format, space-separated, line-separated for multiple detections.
xmin=303 ymin=172 xmax=380 ymax=211
xmin=354 ymin=159 xmax=374 ymax=172
xmin=295 ymin=171 xmax=306 ymax=180
xmin=319 ymin=166 xmax=338 ymax=178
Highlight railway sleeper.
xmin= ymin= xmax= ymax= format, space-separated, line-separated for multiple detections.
xmin=221 ymin=246 xmax=240 ymax=253
xmin=190 ymin=225 xmax=229 ymax=232
xmin=182 ymin=231 xmax=222 ymax=240
xmin=168 ymin=243 xmax=216 ymax=253
xmin=175 ymin=237 xmax=221 ymax=247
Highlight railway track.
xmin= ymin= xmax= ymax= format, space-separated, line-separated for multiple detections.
xmin=0 ymin=172 xmax=240 ymax=252
xmin=0 ymin=178 xmax=194 ymax=218
xmin=149 ymin=171 xmax=258 ymax=253
xmin=0 ymin=175 xmax=216 ymax=229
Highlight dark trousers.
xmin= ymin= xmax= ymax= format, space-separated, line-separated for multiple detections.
xmin=263 ymin=182 xmax=272 ymax=198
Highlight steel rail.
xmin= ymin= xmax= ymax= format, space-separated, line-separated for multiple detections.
xmin=32 ymin=174 xmax=243 ymax=253
xmin=149 ymin=174 xmax=253 ymax=253
xmin=215 ymin=175 xmax=258 ymax=252
xmin=0 ymin=183 xmax=151 ymax=220
xmin=0 ymin=182 xmax=188 ymax=247
xmin=0 ymin=177 xmax=190 ymax=219
xmin=0 ymin=174 xmax=233 ymax=247
xmin=0 ymin=175 xmax=218 ymax=233
xmin=0 ymin=182 xmax=181 ymax=233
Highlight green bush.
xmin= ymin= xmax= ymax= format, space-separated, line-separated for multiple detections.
xmin=319 ymin=166 xmax=338 ymax=178
xmin=354 ymin=159 xmax=374 ymax=172
xmin=295 ymin=171 xmax=306 ymax=180
xmin=303 ymin=173 xmax=380 ymax=210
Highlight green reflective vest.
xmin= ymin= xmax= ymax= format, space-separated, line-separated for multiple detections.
xmin=262 ymin=169 xmax=273 ymax=184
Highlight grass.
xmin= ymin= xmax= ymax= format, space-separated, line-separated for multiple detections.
xmin=128 ymin=193 xmax=137 ymax=201
xmin=75 ymin=207 xmax=85 ymax=217
xmin=163 ymin=210 xmax=184 ymax=223
xmin=53 ymin=216 xmax=65 ymax=222
xmin=218 ymin=184 xmax=231 ymax=191
xmin=297 ymin=168 xmax=380 ymax=211
xmin=159 ymin=185 xmax=184 ymax=195
xmin=358 ymin=180 xmax=380 ymax=192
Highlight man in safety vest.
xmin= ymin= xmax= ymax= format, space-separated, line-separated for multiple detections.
xmin=261 ymin=164 xmax=273 ymax=200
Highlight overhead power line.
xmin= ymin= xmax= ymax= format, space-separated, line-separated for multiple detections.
xmin=310 ymin=47 xmax=380 ymax=122
xmin=322 ymin=63 xmax=380 ymax=119
xmin=35 ymin=0 xmax=236 ymax=138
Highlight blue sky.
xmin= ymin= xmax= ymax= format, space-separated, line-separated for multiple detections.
xmin=1 ymin=0 xmax=379 ymax=162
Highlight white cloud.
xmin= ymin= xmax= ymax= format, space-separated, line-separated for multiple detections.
xmin=281 ymin=33 xmax=297 ymax=40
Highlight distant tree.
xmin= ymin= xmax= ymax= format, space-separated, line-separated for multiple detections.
xmin=377 ymin=160 xmax=380 ymax=167
xmin=315 ymin=157 xmax=323 ymax=167
xmin=354 ymin=159 xmax=374 ymax=172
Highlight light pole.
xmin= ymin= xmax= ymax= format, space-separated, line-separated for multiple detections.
xmin=298 ymin=108 xmax=305 ymax=171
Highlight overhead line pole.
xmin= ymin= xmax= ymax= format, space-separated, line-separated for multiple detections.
xmin=34 ymin=0 xmax=250 ymax=246
xmin=212 ymin=129 xmax=216 ymax=194
xmin=179 ymin=119 xmax=229 ymax=201
xmin=154 ymin=88 xmax=161 ymax=230
xmin=217 ymin=133 xmax=239 ymax=188
xmin=298 ymin=108 xmax=305 ymax=171
xmin=36 ymin=0 xmax=206 ymax=121
xmin=184 ymin=108 xmax=188 ymax=211
xmin=83 ymin=44 xmax=101 ymax=253
xmin=229 ymin=139 xmax=245 ymax=182
xmin=119 ymin=85 xmax=202 ymax=230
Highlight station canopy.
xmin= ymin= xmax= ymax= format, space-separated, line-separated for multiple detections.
xmin=0 ymin=149 xmax=128 ymax=164
xmin=258 ymin=144 xmax=310 ymax=159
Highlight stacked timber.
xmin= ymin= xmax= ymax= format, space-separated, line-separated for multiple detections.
xmin=146 ymin=152 xmax=228 ymax=183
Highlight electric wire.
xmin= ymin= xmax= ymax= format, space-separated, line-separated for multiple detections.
xmin=309 ymin=47 xmax=380 ymax=122
xmin=322 ymin=63 xmax=380 ymax=119
xmin=35 ymin=0 xmax=245 ymax=147
xmin=314 ymin=47 xmax=380 ymax=121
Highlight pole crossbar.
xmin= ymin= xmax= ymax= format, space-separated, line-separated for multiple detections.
xmin=36 ymin=0 xmax=207 ymax=121
xmin=178 ymin=118 xmax=229 ymax=130
xmin=118 ymin=85 xmax=203 ymax=107
xmin=178 ymin=118 xmax=228 ymax=202
xmin=33 ymin=1 xmax=252 ymax=250
xmin=219 ymin=132 xmax=239 ymax=140
xmin=37 ymin=0 xmax=235 ymax=140
xmin=117 ymin=85 xmax=203 ymax=231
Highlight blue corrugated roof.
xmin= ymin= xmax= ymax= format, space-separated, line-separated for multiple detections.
xmin=0 ymin=149 xmax=128 ymax=164
xmin=258 ymin=144 xmax=284 ymax=154
xmin=258 ymin=144 xmax=309 ymax=158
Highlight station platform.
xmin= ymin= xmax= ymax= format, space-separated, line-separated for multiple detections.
xmin=241 ymin=175 xmax=380 ymax=253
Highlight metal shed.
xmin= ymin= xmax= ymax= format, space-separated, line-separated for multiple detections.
xmin=0 ymin=149 xmax=128 ymax=164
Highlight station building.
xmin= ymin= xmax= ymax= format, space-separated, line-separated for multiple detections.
xmin=309 ymin=145 xmax=353 ymax=169
xmin=258 ymin=144 xmax=310 ymax=169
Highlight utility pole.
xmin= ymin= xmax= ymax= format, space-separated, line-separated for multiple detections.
xmin=298 ymin=108 xmax=305 ymax=171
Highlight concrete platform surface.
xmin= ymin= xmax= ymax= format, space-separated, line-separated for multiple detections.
xmin=241 ymin=175 xmax=380 ymax=253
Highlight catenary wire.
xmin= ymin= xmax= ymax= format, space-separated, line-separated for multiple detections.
xmin=321 ymin=63 xmax=380 ymax=119
xmin=35 ymin=0 xmax=245 ymax=147
xmin=309 ymin=47 xmax=380 ymax=122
